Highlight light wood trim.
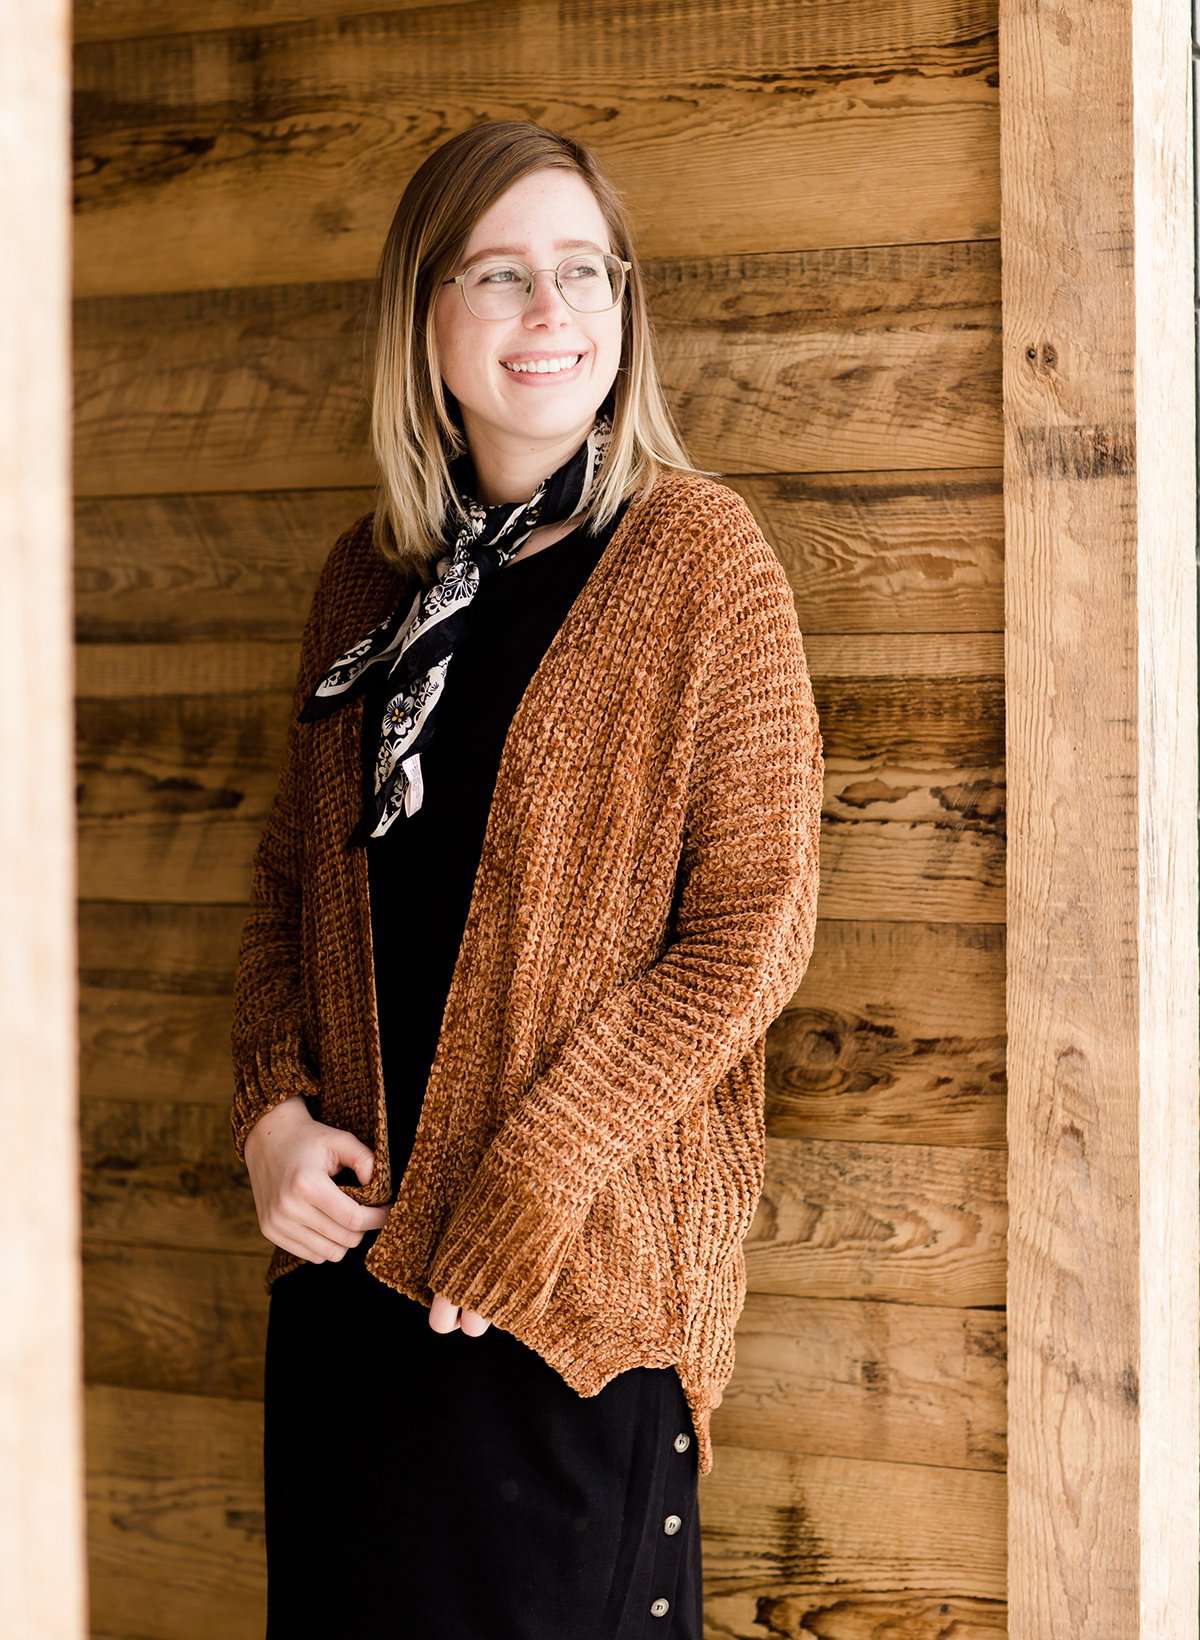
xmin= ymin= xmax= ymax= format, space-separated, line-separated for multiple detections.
xmin=0 ymin=2 xmax=87 ymax=1636
xmin=1000 ymin=0 xmax=1198 ymax=1632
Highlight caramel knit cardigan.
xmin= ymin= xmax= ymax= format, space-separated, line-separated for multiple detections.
xmin=230 ymin=470 xmax=823 ymax=1475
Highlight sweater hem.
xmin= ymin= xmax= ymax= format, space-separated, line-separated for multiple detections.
xmin=260 ymin=1238 xmax=719 ymax=1473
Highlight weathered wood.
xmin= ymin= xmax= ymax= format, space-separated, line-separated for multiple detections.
xmin=74 ymin=0 xmax=475 ymax=42
xmin=78 ymin=904 xmax=1004 ymax=1155
xmin=1000 ymin=0 xmax=1198 ymax=1632
xmin=2 ymin=3 xmax=85 ymax=1637
xmin=85 ymin=1383 xmax=265 ymax=1640
xmin=72 ymin=243 xmax=1001 ymax=495
xmin=81 ymin=1241 xmax=1005 ymax=1476
xmin=749 ymin=1133 xmax=1006 ymax=1307
xmin=73 ymin=469 xmax=1004 ymax=641
xmin=773 ymin=917 xmax=1006 ymax=1148
xmin=714 ymin=1289 xmax=1006 ymax=1472
xmin=72 ymin=0 xmax=999 ymax=295
xmin=73 ymin=631 xmax=1003 ymax=909
xmin=696 ymin=1441 xmax=1005 ymax=1609
xmin=74 ymin=487 xmax=373 ymax=642
xmin=85 ymin=1380 xmax=1006 ymax=1639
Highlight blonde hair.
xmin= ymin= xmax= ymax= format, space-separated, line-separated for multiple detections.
xmin=362 ymin=119 xmax=717 ymax=579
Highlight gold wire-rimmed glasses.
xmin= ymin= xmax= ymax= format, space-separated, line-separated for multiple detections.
xmin=441 ymin=252 xmax=631 ymax=320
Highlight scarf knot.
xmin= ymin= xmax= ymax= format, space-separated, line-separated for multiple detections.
xmin=298 ymin=412 xmax=614 ymax=846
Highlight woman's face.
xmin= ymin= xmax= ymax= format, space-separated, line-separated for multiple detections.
xmin=434 ymin=169 xmax=624 ymax=464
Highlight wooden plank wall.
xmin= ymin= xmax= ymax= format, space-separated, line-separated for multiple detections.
xmin=72 ymin=3 xmax=1006 ymax=1634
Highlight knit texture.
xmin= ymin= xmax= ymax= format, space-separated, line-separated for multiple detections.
xmin=230 ymin=470 xmax=824 ymax=1475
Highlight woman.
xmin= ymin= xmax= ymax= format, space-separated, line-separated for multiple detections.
xmin=230 ymin=120 xmax=823 ymax=1639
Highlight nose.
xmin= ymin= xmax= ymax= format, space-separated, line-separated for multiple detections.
xmin=523 ymin=268 xmax=574 ymax=324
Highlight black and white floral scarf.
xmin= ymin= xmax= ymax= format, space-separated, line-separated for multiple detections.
xmin=297 ymin=411 xmax=614 ymax=846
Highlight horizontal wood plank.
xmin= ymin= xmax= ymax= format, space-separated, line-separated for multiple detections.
xmin=73 ymin=0 xmax=999 ymax=296
xmin=73 ymin=242 xmax=1001 ymax=495
xmin=74 ymin=487 xmax=371 ymax=643
xmin=80 ymin=1089 xmax=1003 ymax=1304
xmin=83 ymin=1238 xmax=1004 ymax=1472
xmin=86 ymin=1383 xmax=264 ymax=1640
xmin=86 ymin=1380 xmax=1005 ymax=1638
xmin=748 ymin=1132 xmax=1006 ymax=1307
xmin=712 ymin=1289 xmax=1005 ymax=1472
xmin=73 ymin=468 xmax=1004 ymax=642
xmin=697 ymin=1441 xmax=1005 ymax=1599
xmin=74 ymin=0 xmax=475 ymax=43
xmin=79 ymin=905 xmax=1003 ymax=1145
xmin=773 ymin=916 xmax=1005 ymax=1147
xmin=74 ymin=630 xmax=1003 ymax=913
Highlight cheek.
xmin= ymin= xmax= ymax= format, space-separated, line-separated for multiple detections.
xmin=433 ymin=299 xmax=476 ymax=388
xmin=593 ymin=315 xmax=624 ymax=373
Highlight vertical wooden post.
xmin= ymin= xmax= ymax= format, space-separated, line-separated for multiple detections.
xmin=0 ymin=3 xmax=88 ymax=1636
xmin=1001 ymin=0 xmax=1198 ymax=1634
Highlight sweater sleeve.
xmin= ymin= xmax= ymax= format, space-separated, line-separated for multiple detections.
xmin=229 ymin=519 xmax=361 ymax=1161
xmin=426 ymin=514 xmax=824 ymax=1327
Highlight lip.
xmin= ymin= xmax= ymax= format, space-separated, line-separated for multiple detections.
xmin=498 ymin=350 xmax=588 ymax=386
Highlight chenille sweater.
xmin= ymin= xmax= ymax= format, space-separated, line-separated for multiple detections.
xmin=229 ymin=470 xmax=824 ymax=1475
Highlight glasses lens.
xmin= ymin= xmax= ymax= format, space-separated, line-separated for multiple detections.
xmin=462 ymin=254 xmax=624 ymax=318
xmin=558 ymin=253 xmax=623 ymax=312
xmin=463 ymin=260 xmax=527 ymax=319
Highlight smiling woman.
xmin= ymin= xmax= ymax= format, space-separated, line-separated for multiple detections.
xmin=232 ymin=117 xmax=822 ymax=1640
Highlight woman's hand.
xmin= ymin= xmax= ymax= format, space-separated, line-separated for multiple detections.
xmin=244 ymin=1098 xmax=493 ymax=1333
xmin=243 ymin=1095 xmax=392 ymax=1261
xmin=428 ymin=1292 xmax=492 ymax=1336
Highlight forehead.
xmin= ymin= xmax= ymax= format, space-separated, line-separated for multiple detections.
xmin=462 ymin=236 xmax=606 ymax=265
xmin=460 ymin=170 xmax=610 ymax=261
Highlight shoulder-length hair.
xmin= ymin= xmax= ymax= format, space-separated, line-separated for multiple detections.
xmin=361 ymin=119 xmax=717 ymax=580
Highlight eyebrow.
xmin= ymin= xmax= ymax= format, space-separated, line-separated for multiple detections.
xmin=460 ymin=237 xmax=608 ymax=267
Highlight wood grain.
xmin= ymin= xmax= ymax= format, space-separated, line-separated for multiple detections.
xmin=73 ymin=242 xmax=1001 ymax=495
xmin=74 ymin=627 xmax=1003 ymax=913
xmin=3 ymin=3 xmax=87 ymax=1637
xmin=70 ymin=2 xmax=1022 ymax=1632
xmin=1000 ymin=0 xmax=1198 ymax=1630
xmin=73 ymin=0 xmax=999 ymax=297
xmin=85 ymin=1380 xmax=1006 ymax=1639
xmin=74 ymin=469 xmax=1004 ymax=641
xmin=74 ymin=0 xmax=476 ymax=43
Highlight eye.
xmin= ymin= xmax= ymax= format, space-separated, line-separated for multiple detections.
xmin=562 ymin=254 xmax=606 ymax=280
xmin=468 ymin=261 xmax=525 ymax=287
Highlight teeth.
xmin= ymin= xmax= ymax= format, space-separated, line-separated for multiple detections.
xmin=501 ymin=354 xmax=582 ymax=374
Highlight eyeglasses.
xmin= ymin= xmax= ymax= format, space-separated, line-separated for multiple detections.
xmin=441 ymin=252 xmax=631 ymax=321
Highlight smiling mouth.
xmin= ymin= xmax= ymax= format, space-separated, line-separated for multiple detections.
xmin=499 ymin=352 xmax=587 ymax=376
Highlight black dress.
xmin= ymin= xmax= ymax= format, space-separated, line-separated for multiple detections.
xmin=262 ymin=500 xmax=704 ymax=1640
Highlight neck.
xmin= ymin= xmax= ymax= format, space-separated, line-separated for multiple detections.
xmin=458 ymin=412 xmax=594 ymax=506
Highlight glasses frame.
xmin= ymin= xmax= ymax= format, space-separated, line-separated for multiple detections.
xmin=441 ymin=252 xmax=633 ymax=320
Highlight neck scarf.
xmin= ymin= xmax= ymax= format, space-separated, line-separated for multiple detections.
xmin=298 ymin=411 xmax=614 ymax=847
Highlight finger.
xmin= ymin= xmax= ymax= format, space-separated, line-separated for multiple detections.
xmin=267 ymin=1215 xmax=357 ymax=1263
xmin=309 ymin=1176 xmax=392 ymax=1242
xmin=271 ymin=1191 xmax=378 ymax=1259
xmin=459 ymin=1308 xmax=491 ymax=1337
xmin=428 ymin=1292 xmax=461 ymax=1333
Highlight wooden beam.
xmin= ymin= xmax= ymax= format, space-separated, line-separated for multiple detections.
xmin=1000 ymin=0 xmax=1198 ymax=1632
xmin=0 ymin=3 xmax=86 ymax=1637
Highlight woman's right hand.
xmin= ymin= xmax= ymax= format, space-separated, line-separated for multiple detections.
xmin=242 ymin=1095 xmax=393 ymax=1262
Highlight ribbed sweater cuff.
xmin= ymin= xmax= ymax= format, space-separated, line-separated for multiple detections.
xmin=426 ymin=1149 xmax=588 ymax=1330
xmin=230 ymin=1033 xmax=320 ymax=1161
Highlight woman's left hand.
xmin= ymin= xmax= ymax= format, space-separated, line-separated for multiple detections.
xmin=429 ymin=1291 xmax=492 ymax=1336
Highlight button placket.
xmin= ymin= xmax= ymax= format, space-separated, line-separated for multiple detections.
xmin=645 ymin=1425 xmax=697 ymax=1627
